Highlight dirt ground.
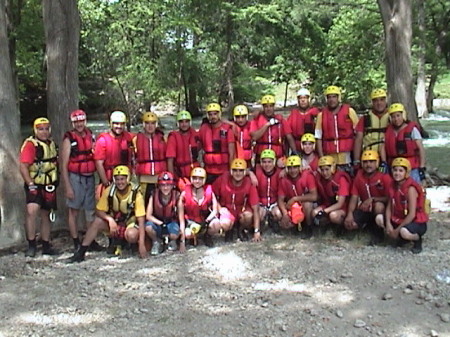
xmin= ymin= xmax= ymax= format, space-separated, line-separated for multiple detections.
xmin=0 ymin=211 xmax=449 ymax=337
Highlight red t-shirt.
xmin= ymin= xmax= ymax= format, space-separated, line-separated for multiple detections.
xmin=278 ymin=170 xmax=316 ymax=201
xmin=351 ymin=170 xmax=392 ymax=201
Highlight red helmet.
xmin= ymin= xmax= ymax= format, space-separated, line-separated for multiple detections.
xmin=158 ymin=171 xmax=175 ymax=185
xmin=70 ymin=109 xmax=86 ymax=122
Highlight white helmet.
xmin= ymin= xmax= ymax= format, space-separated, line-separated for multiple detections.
xmin=297 ymin=88 xmax=311 ymax=97
xmin=110 ymin=111 xmax=127 ymax=124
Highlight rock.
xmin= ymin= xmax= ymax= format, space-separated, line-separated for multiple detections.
xmin=403 ymin=288 xmax=413 ymax=294
xmin=382 ymin=293 xmax=393 ymax=300
xmin=430 ymin=330 xmax=439 ymax=337
xmin=354 ymin=319 xmax=366 ymax=328
xmin=340 ymin=272 xmax=353 ymax=279
xmin=439 ymin=313 xmax=450 ymax=323
xmin=335 ymin=310 xmax=344 ymax=318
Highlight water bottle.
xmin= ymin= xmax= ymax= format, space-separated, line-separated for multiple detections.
xmin=436 ymin=270 xmax=450 ymax=284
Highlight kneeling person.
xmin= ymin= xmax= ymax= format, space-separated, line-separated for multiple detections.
xmin=69 ymin=165 xmax=144 ymax=262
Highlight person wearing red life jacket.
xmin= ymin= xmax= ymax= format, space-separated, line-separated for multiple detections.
xmin=198 ymin=103 xmax=235 ymax=184
xmin=231 ymin=104 xmax=254 ymax=168
xmin=299 ymin=133 xmax=319 ymax=175
xmin=20 ymin=117 xmax=59 ymax=257
xmin=287 ymin=88 xmax=320 ymax=152
xmin=250 ymin=94 xmax=297 ymax=161
xmin=255 ymin=149 xmax=282 ymax=233
xmin=68 ymin=165 xmax=146 ymax=262
xmin=61 ymin=110 xmax=99 ymax=252
xmin=178 ymin=167 xmax=220 ymax=249
xmin=385 ymin=157 xmax=428 ymax=254
xmin=278 ymin=155 xmax=317 ymax=238
xmin=353 ymin=89 xmax=389 ymax=170
xmin=144 ymin=171 xmax=181 ymax=255
xmin=344 ymin=150 xmax=391 ymax=245
xmin=315 ymin=86 xmax=359 ymax=173
xmin=380 ymin=103 xmax=426 ymax=185
xmin=133 ymin=111 xmax=167 ymax=205
xmin=94 ymin=110 xmax=134 ymax=196
xmin=312 ymin=156 xmax=351 ymax=234
xmin=213 ymin=159 xmax=261 ymax=242
xmin=166 ymin=110 xmax=200 ymax=185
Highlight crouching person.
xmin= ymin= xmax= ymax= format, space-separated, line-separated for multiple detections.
xmin=344 ymin=150 xmax=391 ymax=244
xmin=69 ymin=165 xmax=144 ymax=262
xmin=385 ymin=157 xmax=428 ymax=254
xmin=178 ymin=167 xmax=220 ymax=249
xmin=144 ymin=171 xmax=181 ymax=255
xmin=312 ymin=156 xmax=351 ymax=235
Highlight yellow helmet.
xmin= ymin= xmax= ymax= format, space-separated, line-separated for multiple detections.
xmin=230 ymin=158 xmax=247 ymax=170
xmin=388 ymin=102 xmax=407 ymax=118
xmin=391 ymin=157 xmax=411 ymax=177
xmin=190 ymin=167 xmax=207 ymax=179
xmin=260 ymin=149 xmax=276 ymax=161
xmin=143 ymin=111 xmax=158 ymax=123
xmin=233 ymin=105 xmax=249 ymax=116
xmin=286 ymin=155 xmax=301 ymax=167
xmin=261 ymin=95 xmax=275 ymax=105
xmin=33 ymin=117 xmax=50 ymax=134
xmin=113 ymin=165 xmax=130 ymax=181
xmin=206 ymin=103 xmax=222 ymax=113
xmin=318 ymin=155 xmax=336 ymax=174
xmin=301 ymin=133 xmax=316 ymax=143
xmin=361 ymin=150 xmax=380 ymax=166
xmin=370 ymin=88 xmax=387 ymax=100
xmin=324 ymin=86 xmax=341 ymax=96
xmin=176 ymin=110 xmax=192 ymax=121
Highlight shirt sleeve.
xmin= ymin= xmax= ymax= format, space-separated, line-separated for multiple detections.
xmin=314 ymin=113 xmax=323 ymax=139
xmin=226 ymin=127 xmax=235 ymax=143
xmin=19 ymin=141 xmax=36 ymax=164
xmin=355 ymin=116 xmax=365 ymax=133
xmin=411 ymin=127 xmax=422 ymax=140
xmin=281 ymin=118 xmax=292 ymax=135
xmin=337 ymin=176 xmax=351 ymax=196
xmin=96 ymin=185 xmax=111 ymax=212
xmin=166 ymin=133 xmax=176 ymax=158
xmin=93 ymin=135 xmax=107 ymax=160
xmin=303 ymin=171 xmax=317 ymax=192
xmin=248 ymin=185 xmax=259 ymax=207
xmin=348 ymin=108 xmax=359 ymax=127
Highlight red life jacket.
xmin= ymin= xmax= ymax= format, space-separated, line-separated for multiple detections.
xmin=64 ymin=129 xmax=96 ymax=174
xmin=199 ymin=122 xmax=231 ymax=174
xmin=215 ymin=175 xmax=253 ymax=218
xmin=316 ymin=171 xmax=351 ymax=207
xmin=255 ymin=165 xmax=280 ymax=207
xmin=152 ymin=189 xmax=177 ymax=223
xmin=321 ymin=104 xmax=354 ymax=154
xmin=135 ymin=130 xmax=167 ymax=175
xmin=352 ymin=170 xmax=390 ymax=201
xmin=390 ymin=177 xmax=428 ymax=225
xmin=167 ymin=128 xmax=200 ymax=178
xmin=301 ymin=154 xmax=319 ymax=175
xmin=183 ymin=184 xmax=213 ymax=223
xmin=288 ymin=107 xmax=320 ymax=151
xmin=233 ymin=122 xmax=253 ymax=161
xmin=253 ymin=113 xmax=285 ymax=158
xmin=384 ymin=122 xmax=420 ymax=169
xmin=97 ymin=131 xmax=134 ymax=181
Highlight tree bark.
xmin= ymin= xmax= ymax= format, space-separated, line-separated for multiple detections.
xmin=378 ymin=0 xmax=418 ymax=121
xmin=0 ymin=0 xmax=26 ymax=247
xmin=415 ymin=0 xmax=428 ymax=118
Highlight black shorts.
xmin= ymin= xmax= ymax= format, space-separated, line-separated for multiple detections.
xmin=403 ymin=222 xmax=427 ymax=237
xmin=24 ymin=184 xmax=57 ymax=211
xmin=353 ymin=209 xmax=375 ymax=229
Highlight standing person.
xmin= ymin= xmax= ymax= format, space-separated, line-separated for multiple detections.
xmin=353 ymin=89 xmax=389 ymax=164
xmin=278 ymin=155 xmax=317 ymax=237
xmin=380 ymin=103 xmax=426 ymax=184
xmin=315 ymin=86 xmax=359 ymax=172
xmin=287 ymin=88 xmax=320 ymax=152
xmin=94 ymin=110 xmax=134 ymax=195
xmin=166 ymin=110 xmax=200 ymax=185
xmin=68 ymin=165 xmax=145 ymax=262
xmin=198 ymin=103 xmax=235 ymax=184
xmin=61 ymin=109 xmax=97 ymax=252
xmin=385 ymin=157 xmax=428 ymax=254
xmin=312 ymin=156 xmax=351 ymax=234
xmin=344 ymin=150 xmax=391 ymax=244
xmin=133 ymin=111 xmax=167 ymax=204
xmin=250 ymin=94 xmax=297 ymax=161
xmin=144 ymin=171 xmax=181 ymax=255
xmin=213 ymin=159 xmax=261 ymax=242
xmin=19 ymin=117 xmax=59 ymax=257
xmin=231 ymin=104 xmax=253 ymax=168
xmin=299 ymin=133 xmax=319 ymax=174
xmin=255 ymin=149 xmax=283 ymax=232
xmin=178 ymin=167 xmax=220 ymax=249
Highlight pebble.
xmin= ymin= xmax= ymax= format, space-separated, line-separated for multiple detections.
xmin=439 ymin=313 xmax=450 ymax=323
xmin=335 ymin=310 xmax=344 ymax=318
xmin=430 ymin=330 xmax=439 ymax=337
xmin=354 ymin=319 xmax=366 ymax=328
xmin=382 ymin=293 xmax=393 ymax=300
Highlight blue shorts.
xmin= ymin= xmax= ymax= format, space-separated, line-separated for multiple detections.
xmin=145 ymin=221 xmax=180 ymax=238
xmin=409 ymin=169 xmax=422 ymax=184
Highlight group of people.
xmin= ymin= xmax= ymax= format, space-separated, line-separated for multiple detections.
xmin=19 ymin=85 xmax=430 ymax=262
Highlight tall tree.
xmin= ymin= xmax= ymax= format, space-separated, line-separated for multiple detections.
xmin=378 ymin=0 xmax=418 ymax=120
xmin=0 ymin=0 xmax=25 ymax=247
xmin=415 ymin=0 xmax=428 ymax=118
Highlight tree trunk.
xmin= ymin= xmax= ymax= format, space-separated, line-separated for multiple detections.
xmin=415 ymin=0 xmax=428 ymax=118
xmin=42 ymin=0 xmax=80 ymax=230
xmin=378 ymin=0 xmax=418 ymax=121
xmin=0 ymin=0 xmax=26 ymax=248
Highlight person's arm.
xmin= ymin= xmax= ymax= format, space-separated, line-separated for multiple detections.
xmin=19 ymin=162 xmax=33 ymax=186
xmin=167 ymin=157 xmax=175 ymax=176
xmin=344 ymin=194 xmax=359 ymax=229
xmin=323 ymin=195 xmax=346 ymax=214
xmin=146 ymin=195 xmax=163 ymax=225
xmin=251 ymin=204 xmax=262 ymax=242
xmin=285 ymin=133 xmax=297 ymax=155
xmin=228 ymin=141 xmax=235 ymax=162
xmin=206 ymin=193 xmax=219 ymax=222
xmin=315 ymin=113 xmax=324 ymax=157
xmin=416 ymin=139 xmax=426 ymax=168
xmin=353 ymin=131 xmax=363 ymax=165
xmin=95 ymin=160 xmax=110 ymax=186
xmin=60 ymin=137 xmax=74 ymax=200
xmin=95 ymin=209 xmax=118 ymax=235
xmin=278 ymin=194 xmax=291 ymax=227
xmin=137 ymin=215 xmax=147 ymax=258
xmin=177 ymin=192 xmax=186 ymax=253
xmin=250 ymin=121 xmax=271 ymax=141
xmin=398 ymin=186 xmax=418 ymax=227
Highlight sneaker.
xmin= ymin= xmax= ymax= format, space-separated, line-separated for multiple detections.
xmin=114 ymin=245 xmax=123 ymax=256
xmin=238 ymin=227 xmax=249 ymax=242
xmin=67 ymin=250 xmax=85 ymax=263
xmin=167 ymin=240 xmax=178 ymax=251
xmin=151 ymin=241 xmax=162 ymax=256
xmin=411 ymin=237 xmax=422 ymax=254
xmin=299 ymin=226 xmax=313 ymax=240
xmin=25 ymin=246 xmax=37 ymax=258
xmin=42 ymin=246 xmax=60 ymax=256
xmin=395 ymin=237 xmax=409 ymax=248
xmin=203 ymin=233 xmax=214 ymax=247
xmin=88 ymin=240 xmax=104 ymax=252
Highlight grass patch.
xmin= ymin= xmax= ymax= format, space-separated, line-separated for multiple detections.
xmin=434 ymin=72 xmax=450 ymax=98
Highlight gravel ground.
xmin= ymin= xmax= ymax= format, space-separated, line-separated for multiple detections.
xmin=0 ymin=212 xmax=449 ymax=337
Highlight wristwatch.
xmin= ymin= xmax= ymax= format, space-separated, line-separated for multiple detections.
xmin=254 ymin=228 xmax=260 ymax=233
